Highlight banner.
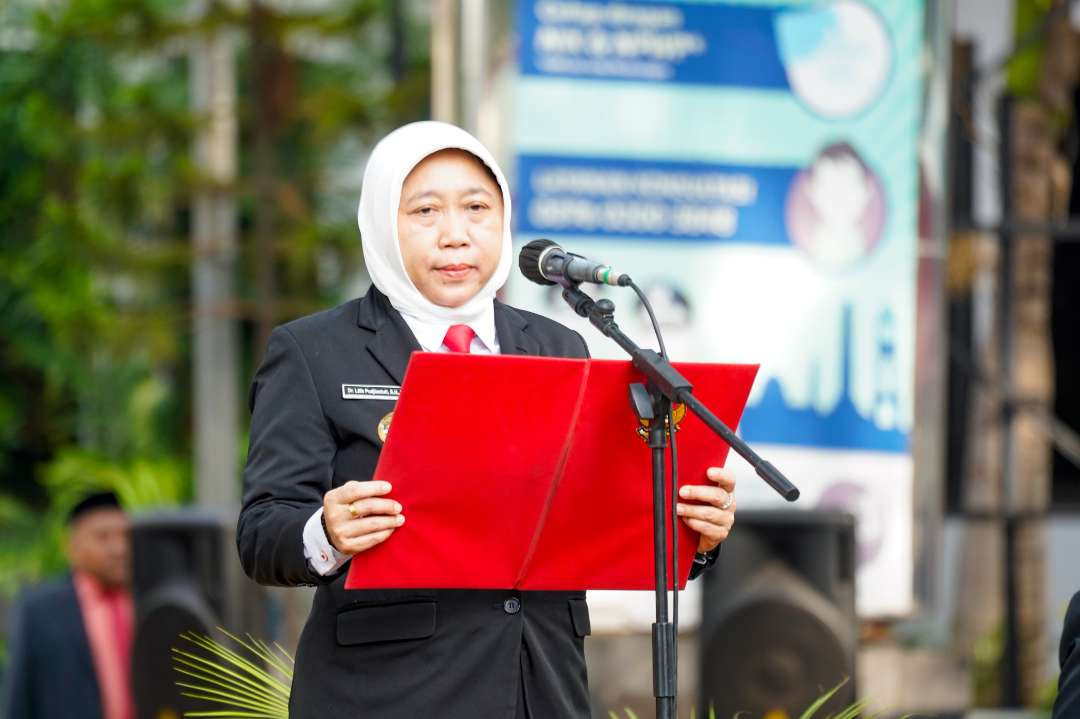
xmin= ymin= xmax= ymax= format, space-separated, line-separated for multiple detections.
xmin=506 ymin=0 xmax=923 ymax=617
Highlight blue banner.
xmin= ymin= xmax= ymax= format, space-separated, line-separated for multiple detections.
xmin=515 ymin=154 xmax=794 ymax=244
xmin=518 ymin=0 xmax=790 ymax=88
xmin=508 ymin=0 xmax=923 ymax=616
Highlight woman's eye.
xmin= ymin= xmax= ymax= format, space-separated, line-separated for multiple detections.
xmin=468 ymin=203 xmax=488 ymax=212
xmin=415 ymin=206 xmax=435 ymax=216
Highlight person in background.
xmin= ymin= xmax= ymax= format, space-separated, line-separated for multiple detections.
xmin=1053 ymin=589 xmax=1080 ymax=718
xmin=1 ymin=491 xmax=135 ymax=719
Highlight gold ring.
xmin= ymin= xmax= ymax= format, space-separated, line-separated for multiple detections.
xmin=720 ymin=495 xmax=734 ymax=511
xmin=348 ymin=502 xmax=359 ymax=517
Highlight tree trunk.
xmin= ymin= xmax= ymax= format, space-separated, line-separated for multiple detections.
xmin=1006 ymin=1 xmax=1079 ymax=700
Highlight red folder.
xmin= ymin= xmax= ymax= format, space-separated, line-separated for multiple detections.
xmin=344 ymin=353 xmax=758 ymax=591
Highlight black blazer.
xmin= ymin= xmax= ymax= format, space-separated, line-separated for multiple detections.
xmin=1 ymin=575 xmax=103 ymax=719
xmin=1054 ymin=590 xmax=1080 ymax=719
xmin=237 ymin=286 xmax=593 ymax=719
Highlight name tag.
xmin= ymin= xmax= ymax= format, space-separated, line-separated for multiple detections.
xmin=342 ymin=384 xmax=400 ymax=400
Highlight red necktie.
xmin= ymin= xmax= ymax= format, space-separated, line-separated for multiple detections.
xmin=443 ymin=324 xmax=476 ymax=353
xmin=105 ymin=591 xmax=135 ymax=719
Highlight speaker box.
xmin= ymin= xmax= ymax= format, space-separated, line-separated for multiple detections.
xmin=129 ymin=509 xmax=266 ymax=719
xmin=699 ymin=509 xmax=857 ymax=717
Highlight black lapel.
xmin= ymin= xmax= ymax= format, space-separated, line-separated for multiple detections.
xmin=61 ymin=575 xmax=100 ymax=695
xmin=494 ymin=301 xmax=541 ymax=356
xmin=356 ymin=287 xmax=422 ymax=385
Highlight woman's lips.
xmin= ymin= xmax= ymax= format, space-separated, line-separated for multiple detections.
xmin=436 ymin=264 xmax=473 ymax=279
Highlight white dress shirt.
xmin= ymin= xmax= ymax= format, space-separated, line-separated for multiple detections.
xmin=302 ymin=310 xmax=500 ymax=575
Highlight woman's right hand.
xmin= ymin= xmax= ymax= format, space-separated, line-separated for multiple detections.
xmin=322 ymin=480 xmax=404 ymax=555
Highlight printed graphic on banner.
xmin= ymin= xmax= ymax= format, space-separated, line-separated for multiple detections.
xmin=517 ymin=154 xmax=791 ymax=243
xmin=508 ymin=0 xmax=922 ymax=619
xmin=519 ymin=0 xmax=893 ymax=118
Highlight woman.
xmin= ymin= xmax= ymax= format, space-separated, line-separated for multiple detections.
xmin=237 ymin=121 xmax=737 ymax=718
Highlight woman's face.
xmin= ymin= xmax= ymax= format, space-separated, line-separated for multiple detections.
xmin=397 ymin=149 xmax=504 ymax=308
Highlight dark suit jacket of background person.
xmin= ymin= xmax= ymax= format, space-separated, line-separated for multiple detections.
xmin=1 ymin=575 xmax=104 ymax=719
xmin=237 ymin=285 xmax=596 ymax=719
xmin=1054 ymin=590 xmax=1080 ymax=718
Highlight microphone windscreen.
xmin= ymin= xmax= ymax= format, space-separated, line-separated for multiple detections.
xmin=518 ymin=238 xmax=559 ymax=286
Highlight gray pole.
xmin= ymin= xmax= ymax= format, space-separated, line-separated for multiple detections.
xmin=190 ymin=14 xmax=240 ymax=509
xmin=460 ymin=0 xmax=486 ymax=134
xmin=910 ymin=0 xmax=951 ymax=633
xmin=431 ymin=0 xmax=457 ymax=123
xmin=431 ymin=0 xmax=489 ymax=135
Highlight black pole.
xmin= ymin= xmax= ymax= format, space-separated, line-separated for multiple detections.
xmin=997 ymin=93 xmax=1021 ymax=708
xmin=1003 ymin=513 xmax=1020 ymax=706
xmin=595 ymin=296 xmax=677 ymax=718
xmin=559 ymin=284 xmax=799 ymax=718
xmin=678 ymin=391 xmax=796 ymax=500
xmin=561 ymin=286 xmax=801 ymax=502
xmin=649 ymin=400 xmax=676 ymax=719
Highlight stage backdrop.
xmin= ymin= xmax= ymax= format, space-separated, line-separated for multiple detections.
xmin=502 ymin=0 xmax=923 ymax=620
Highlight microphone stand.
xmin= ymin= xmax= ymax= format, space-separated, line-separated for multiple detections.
xmin=559 ymin=284 xmax=799 ymax=719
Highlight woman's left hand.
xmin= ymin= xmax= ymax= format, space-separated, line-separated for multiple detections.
xmin=676 ymin=466 xmax=736 ymax=553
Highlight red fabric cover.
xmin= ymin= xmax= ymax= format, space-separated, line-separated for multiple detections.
xmin=345 ymin=353 xmax=758 ymax=591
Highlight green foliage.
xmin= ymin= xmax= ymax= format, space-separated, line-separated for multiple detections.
xmin=603 ymin=678 xmax=893 ymax=719
xmin=173 ymin=629 xmax=293 ymax=718
xmin=0 ymin=0 xmax=195 ymax=506
xmin=42 ymin=448 xmax=189 ymax=510
xmin=0 ymin=494 xmax=45 ymax=595
xmin=173 ymin=635 xmax=878 ymax=719
xmin=0 ymin=449 xmax=188 ymax=595
xmin=1035 ymin=673 xmax=1059 ymax=714
xmin=972 ymin=621 xmax=1004 ymax=707
xmin=971 ymin=616 xmax=1059 ymax=711
xmin=0 ymin=0 xmax=429 ymax=603
xmin=1005 ymin=0 xmax=1053 ymax=98
xmin=794 ymin=678 xmax=874 ymax=719
xmin=610 ymin=709 xmax=641 ymax=719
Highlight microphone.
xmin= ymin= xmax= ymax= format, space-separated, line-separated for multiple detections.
xmin=518 ymin=239 xmax=631 ymax=287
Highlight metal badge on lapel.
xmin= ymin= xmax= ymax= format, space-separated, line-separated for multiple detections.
xmin=377 ymin=411 xmax=394 ymax=443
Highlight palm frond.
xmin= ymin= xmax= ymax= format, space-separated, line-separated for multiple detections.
xmin=171 ymin=629 xmax=293 ymax=719
xmin=798 ymin=677 xmax=849 ymax=719
xmin=173 ymin=634 xmax=873 ymax=719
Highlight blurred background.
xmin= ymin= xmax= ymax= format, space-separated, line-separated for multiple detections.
xmin=1 ymin=0 xmax=1078 ymax=717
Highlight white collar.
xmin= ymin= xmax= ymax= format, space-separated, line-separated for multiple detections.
xmin=399 ymin=302 xmax=500 ymax=354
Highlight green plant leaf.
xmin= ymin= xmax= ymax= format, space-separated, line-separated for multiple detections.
xmin=798 ymin=677 xmax=849 ymax=719
xmin=171 ymin=631 xmax=295 ymax=718
xmin=829 ymin=698 xmax=870 ymax=719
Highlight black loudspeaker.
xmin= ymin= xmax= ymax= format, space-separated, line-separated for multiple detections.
xmin=129 ymin=509 xmax=265 ymax=719
xmin=699 ymin=509 xmax=857 ymax=718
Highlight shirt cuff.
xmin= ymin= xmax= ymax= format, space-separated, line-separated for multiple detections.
xmin=688 ymin=545 xmax=721 ymax=581
xmin=302 ymin=507 xmax=350 ymax=576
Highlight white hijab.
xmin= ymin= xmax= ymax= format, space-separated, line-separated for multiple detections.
xmin=357 ymin=121 xmax=513 ymax=325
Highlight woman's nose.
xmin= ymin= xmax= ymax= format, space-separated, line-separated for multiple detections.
xmin=439 ymin=209 xmax=470 ymax=246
